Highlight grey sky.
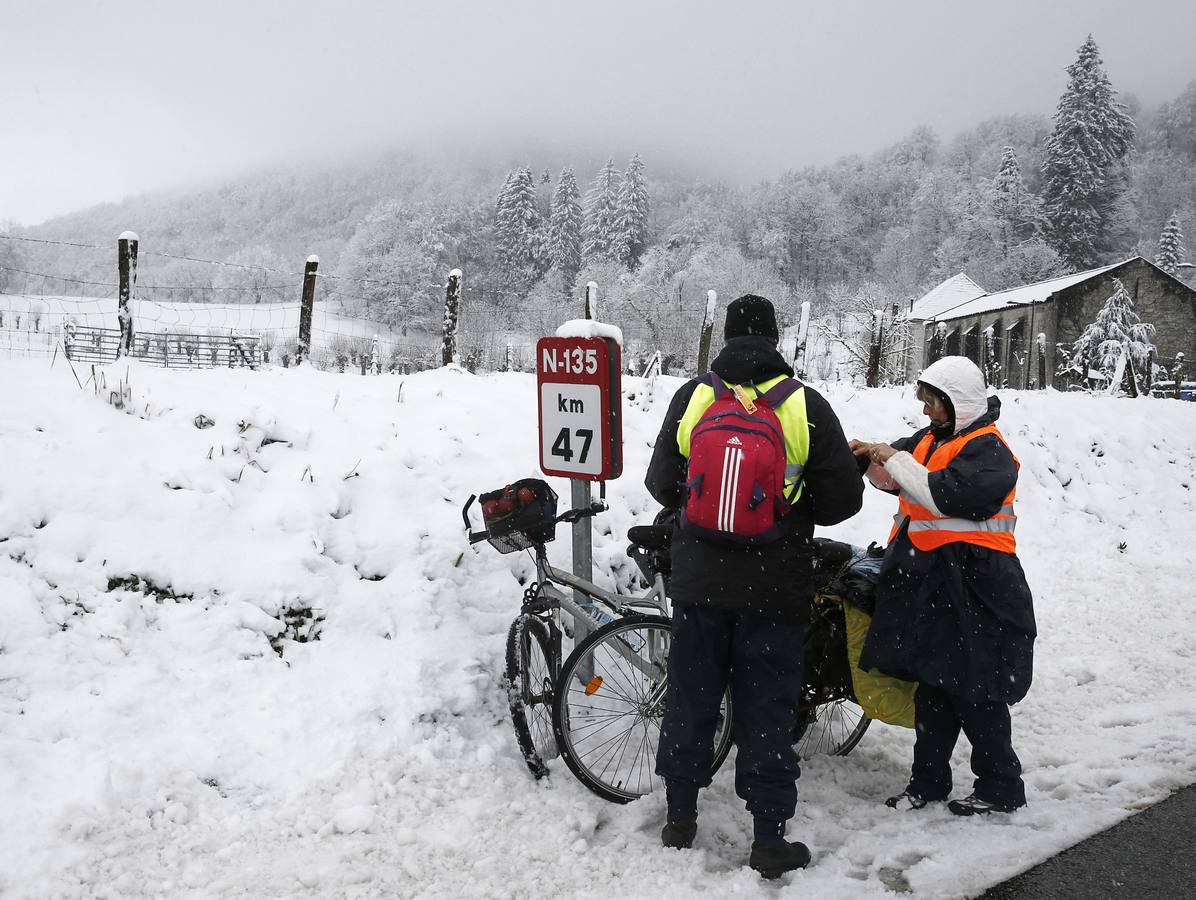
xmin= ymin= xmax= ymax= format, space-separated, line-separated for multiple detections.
xmin=2 ymin=0 xmax=1194 ymax=226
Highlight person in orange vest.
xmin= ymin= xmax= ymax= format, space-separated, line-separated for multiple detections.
xmin=850 ymin=355 xmax=1036 ymax=815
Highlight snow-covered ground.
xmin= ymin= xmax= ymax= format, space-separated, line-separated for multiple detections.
xmin=1 ymin=358 xmax=1194 ymax=899
xmin=0 ymin=294 xmax=421 ymax=367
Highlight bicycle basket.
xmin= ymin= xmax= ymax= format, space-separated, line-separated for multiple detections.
xmin=478 ymin=478 xmax=558 ymax=554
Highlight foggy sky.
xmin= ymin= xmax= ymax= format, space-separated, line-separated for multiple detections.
xmin=3 ymin=0 xmax=1195 ymax=226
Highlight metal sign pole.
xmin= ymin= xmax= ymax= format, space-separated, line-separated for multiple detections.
xmin=572 ymin=282 xmax=599 ymax=645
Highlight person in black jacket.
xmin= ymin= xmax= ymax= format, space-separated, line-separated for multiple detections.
xmin=850 ymin=355 xmax=1035 ymax=816
xmin=646 ymin=295 xmax=863 ymax=877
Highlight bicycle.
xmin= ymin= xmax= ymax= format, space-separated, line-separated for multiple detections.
xmin=464 ymin=479 xmax=735 ymax=802
xmin=463 ymin=478 xmax=873 ymax=805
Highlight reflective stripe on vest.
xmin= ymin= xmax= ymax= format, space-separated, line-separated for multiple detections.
xmin=677 ymin=374 xmax=810 ymax=503
xmin=888 ymin=423 xmax=1018 ymax=553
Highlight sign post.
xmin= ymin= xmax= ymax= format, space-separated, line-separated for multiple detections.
xmin=537 ymin=333 xmax=623 ymax=643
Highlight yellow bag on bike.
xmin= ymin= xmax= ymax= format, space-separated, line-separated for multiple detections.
xmin=841 ymin=601 xmax=916 ymax=729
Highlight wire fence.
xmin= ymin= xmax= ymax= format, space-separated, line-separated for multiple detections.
xmin=0 ymin=233 xmax=806 ymax=377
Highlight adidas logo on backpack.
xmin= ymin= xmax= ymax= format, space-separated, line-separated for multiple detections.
xmin=682 ymin=374 xmax=803 ymax=545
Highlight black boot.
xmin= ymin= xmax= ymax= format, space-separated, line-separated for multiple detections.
xmin=661 ymin=780 xmax=699 ymax=849
xmin=947 ymin=794 xmax=1024 ymax=816
xmin=749 ymin=840 xmax=811 ymax=879
xmin=885 ymin=789 xmax=930 ymax=810
xmin=661 ymin=818 xmax=697 ymax=850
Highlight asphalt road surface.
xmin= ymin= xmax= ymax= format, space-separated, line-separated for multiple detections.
xmin=980 ymin=783 xmax=1196 ymax=899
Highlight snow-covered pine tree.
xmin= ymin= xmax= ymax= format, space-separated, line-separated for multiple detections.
xmin=615 ymin=153 xmax=650 ymax=267
xmin=989 ymin=146 xmax=1040 ymax=255
xmin=582 ymin=159 xmax=622 ymax=264
xmin=546 ymin=168 xmax=582 ymax=292
xmin=494 ymin=171 xmax=518 ymax=259
xmin=1064 ymin=277 xmax=1156 ymax=395
xmin=1040 ymin=35 xmax=1135 ymax=269
xmin=496 ymin=168 xmax=544 ymax=284
xmin=1155 ymin=212 xmax=1185 ymax=274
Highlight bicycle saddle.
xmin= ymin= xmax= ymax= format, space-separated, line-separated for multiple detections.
xmin=627 ymin=524 xmax=672 ymax=550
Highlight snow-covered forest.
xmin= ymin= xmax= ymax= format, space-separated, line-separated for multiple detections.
xmin=4 ymin=38 xmax=1195 ymax=379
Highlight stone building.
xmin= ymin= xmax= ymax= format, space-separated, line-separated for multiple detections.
xmin=903 ymin=256 xmax=1196 ymax=389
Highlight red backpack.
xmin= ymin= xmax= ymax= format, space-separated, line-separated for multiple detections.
xmin=681 ymin=374 xmax=803 ymax=545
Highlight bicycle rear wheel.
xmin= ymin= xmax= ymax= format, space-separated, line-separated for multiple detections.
xmin=793 ymin=698 xmax=870 ymax=759
xmin=552 ymin=614 xmax=734 ymax=804
xmin=504 ymin=614 xmax=558 ymax=778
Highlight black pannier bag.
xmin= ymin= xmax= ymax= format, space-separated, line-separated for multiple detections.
xmin=812 ymin=537 xmax=883 ymax=615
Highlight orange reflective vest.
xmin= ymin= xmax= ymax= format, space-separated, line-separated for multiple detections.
xmin=888 ymin=424 xmax=1018 ymax=554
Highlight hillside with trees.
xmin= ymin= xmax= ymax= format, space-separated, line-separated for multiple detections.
xmin=4 ymin=37 xmax=1195 ymax=373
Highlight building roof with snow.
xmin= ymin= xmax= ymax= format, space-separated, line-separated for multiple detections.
xmin=907 ymin=272 xmax=988 ymax=320
xmin=916 ymin=260 xmax=1129 ymax=322
xmin=899 ymin=255 xmax=1196 ymax=390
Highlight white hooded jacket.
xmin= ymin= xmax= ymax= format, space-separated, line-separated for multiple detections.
xmin=918 ymin=355 xmax=989 ymax=435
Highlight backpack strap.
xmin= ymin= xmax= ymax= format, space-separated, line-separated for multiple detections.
xmin=705 ymin=372 xmax=732 ymax=400
xmin=759 ymin=377 xmax=802 ymax=410
xmin=762 ymin=378 xmax=805 ymax=500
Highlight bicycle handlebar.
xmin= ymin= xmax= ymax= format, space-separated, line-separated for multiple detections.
xmin=555 ymin=501 xmax=608 ymax=524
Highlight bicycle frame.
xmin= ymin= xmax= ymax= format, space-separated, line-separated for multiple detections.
xmin=528 ymin=545 xmax=672 ymax=687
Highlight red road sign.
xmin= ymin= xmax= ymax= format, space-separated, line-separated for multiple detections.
xmin=536 ymin=336 xmax=622 ymax=480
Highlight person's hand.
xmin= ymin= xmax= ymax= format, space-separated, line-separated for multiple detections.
xmin=868 ymin=443 xmax=897 ymax=465
xmin=849 ymin=439 xmax=872 ymax=457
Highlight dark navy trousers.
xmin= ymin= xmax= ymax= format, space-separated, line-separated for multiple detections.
xmin=655 ymin=605 xmax=806 ymax=824
xmin=909 ymin=683 xmax=1026 ymax=806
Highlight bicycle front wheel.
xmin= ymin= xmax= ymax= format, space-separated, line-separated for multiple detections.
xmin=552 ymin=615 xmax=734 ymax=804
xmin=793 ymin=698 xmax=870 ymax=759
xmin=504 ymin=614 xmax=558 ymax=778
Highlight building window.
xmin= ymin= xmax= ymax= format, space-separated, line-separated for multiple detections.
xmin=945 ymin=327 xmax=961 ymax=356
xmin=962 ymin=325 xmax=979 ymax=363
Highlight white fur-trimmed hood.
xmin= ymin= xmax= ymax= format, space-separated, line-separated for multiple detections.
xmin=918 ymin=355 xmax=989 ymax=434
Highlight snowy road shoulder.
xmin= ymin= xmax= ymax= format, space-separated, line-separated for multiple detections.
xmin=1 ymin=359 xmax=1194 ymax=899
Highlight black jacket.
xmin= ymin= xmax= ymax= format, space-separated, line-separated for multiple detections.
xmin=859 ymin=396 xmax=1036 ymax=703
xmin=645 ymin=336 xmax=864 ymax=622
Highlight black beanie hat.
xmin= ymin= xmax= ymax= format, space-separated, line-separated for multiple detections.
xmin=724 ymin=294 xmax=779 ymax=342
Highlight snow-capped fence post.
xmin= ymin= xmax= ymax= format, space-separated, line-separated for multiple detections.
xmin=981 ymin=325 xmax=994 ymax=387
xmin=370 ymin=335 xmax=380 ymax=375
xmin=1174 ymin=353 xmax=1186 ymax=399
xmin=504 ymin=343 xmax=514 ymax=372
xmin=642 ymin=349 xmax=662 ymax=379
xmin=441 ymin=269 xmax=462 ymax=366
xmin=116 ymin=232 xmax=138 ymax=360
xmin=296 ymin=255 xmax=319 ymax=366
xmin=1036 ymin=333 xmax=1047 ymax=389
xmin=584 ymin=281 xmax=598 ymax=320
xmin=697 ymin=290 xmax=717 ymax=374
xmin=793 ymin=299 xmax=810 ymax=377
